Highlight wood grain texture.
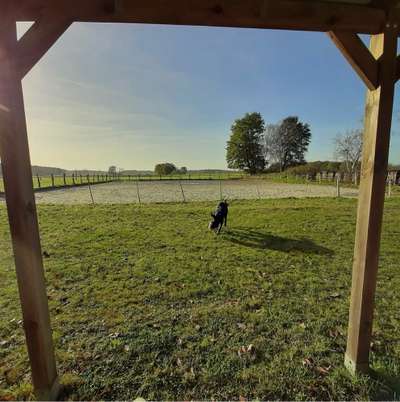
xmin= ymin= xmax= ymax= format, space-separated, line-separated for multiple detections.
xmin=327 ymin=31 xmax=379 ymax=89
xmin=8 ymin=0 xmax=386 ymax=34
xmin=16 ymin=12 xmax=72 ymax=78
xmin=0 ymin=19 xmax=59 ymax=401
xmin=345 ymin=26 xmax=398 ymax=373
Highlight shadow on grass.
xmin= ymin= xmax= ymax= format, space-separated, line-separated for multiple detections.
xmin=222 ymin=228 xmax=333 ymax=255
xmin=370 ymin=368 xmax=400 ymax=400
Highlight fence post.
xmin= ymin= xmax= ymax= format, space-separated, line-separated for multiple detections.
xmin=336 ymin=176 xmax=341 ymax=198
xmin=36 ymin=174 xmax=41 ymax=188
xmin=179 ymin=180 xmax=186 ymax=202
xmin=387 ymin=179 xmax=392 ymax=198
xmin=136 ymin=178 xmax=141 ymax=204
xmin=63 ymin=173 xmax=66 ymax=186
xmin=72 ymin=174 xmax=75 ymax=185
xmin=219 ymin=179 xmax=222 ymax=200
xmin=88 ymin=182 xmax=95 ymax=205
xmin=50 ymin=174 xmax=54 ymax=187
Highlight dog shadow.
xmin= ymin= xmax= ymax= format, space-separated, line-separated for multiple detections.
xmin=222 ymin=228 xmax=333 ymax=255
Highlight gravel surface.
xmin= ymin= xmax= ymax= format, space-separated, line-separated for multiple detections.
xmin=32 ymin=180 xmax=358 ymax=204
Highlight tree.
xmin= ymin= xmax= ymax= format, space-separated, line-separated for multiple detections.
xmin=154 ymin=163 xmax=177 ymax=176
xmin=108 ymin=165 xmax=117 ymax=175
xmin=180 ymin=167 xmax=188 ymax=174
xmin=264 ymin=116 xmax=312 ymax=171
xmin=334 ymin=129 xmax=363 ymax=176
xmin=226 ymin=112 xmax=265 ymax=174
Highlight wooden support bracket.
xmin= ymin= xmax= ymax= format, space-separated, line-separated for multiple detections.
xmin=327 ymin=31 xmax=379 ymax=90
xmin=15 ymin=14 xmax=72 ymax=79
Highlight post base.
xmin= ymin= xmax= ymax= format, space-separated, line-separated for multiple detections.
xmin=344 ymin=353 xmax=370 ymax=375
xmin=35 ymin=377 xmax=61 ymax=401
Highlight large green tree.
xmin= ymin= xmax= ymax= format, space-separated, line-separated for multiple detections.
xmin=154 ymin=163 xmax=177 ymax=176
xmin=226 ymin=112 xmax=265 ymax=174
xmin=264 ymin=116 xmax=311 ymax=171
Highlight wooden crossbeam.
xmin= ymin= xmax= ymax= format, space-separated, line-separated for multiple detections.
xmin=9 ymin=0 xmax=386 ymax=34
xmin=328 ymin=31 xmax=379 ymax=90
xmin=16 ymin=15 xmax=72 ymax=78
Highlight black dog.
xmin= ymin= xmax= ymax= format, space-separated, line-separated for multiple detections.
xmin=209 ymin=200 xmax=228 ymax=234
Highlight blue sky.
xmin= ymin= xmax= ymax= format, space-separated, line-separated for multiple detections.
xmin=19 ymin=23 xmax=400 ymax=170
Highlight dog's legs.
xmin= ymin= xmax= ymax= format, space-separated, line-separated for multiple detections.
xmin=224 ymin=215 xmax=228 ymax=227
xmin=217 ymin=223 xmax=222 ymax=234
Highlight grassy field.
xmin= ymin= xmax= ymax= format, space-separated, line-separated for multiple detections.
xmin=1 ymin=198 xmax=400 ymax=400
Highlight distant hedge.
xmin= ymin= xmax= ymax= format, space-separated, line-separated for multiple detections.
xmin=285 ymin=161 xmax=348 ymax=176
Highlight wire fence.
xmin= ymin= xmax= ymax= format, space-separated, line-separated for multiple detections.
xmin=31 ymin=178 xmax=363 ymax=204
xmin=0 ymin=172 xmax=246 ymax=193
xmin=1 ymin=173 xmax=398 ymax=204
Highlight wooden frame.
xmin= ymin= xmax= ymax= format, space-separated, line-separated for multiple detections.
xmin=1 ymin=0 xmax=399 ymax=399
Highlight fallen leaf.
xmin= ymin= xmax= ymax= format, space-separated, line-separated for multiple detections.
xmin=315 ymin=366 xmax=331 ymax=376
xmin=302 ymin=357 xmax=313 ymax=367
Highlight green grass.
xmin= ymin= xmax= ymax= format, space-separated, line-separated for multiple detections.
xmin=1 ymin=198 xmax=400 ymax=400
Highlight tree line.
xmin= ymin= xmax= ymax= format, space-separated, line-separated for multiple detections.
xmin=226 ymin=112 xmax=311 ymax=174
xmin=226 ymin=112 xmax=367 ymax=177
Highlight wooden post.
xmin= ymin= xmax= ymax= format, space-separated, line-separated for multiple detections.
xmin=179 ymin=180 xmax=186 ymax=202
xmin=336 ymin=175 xmax=340 ymax=197
xmin=136 ymin=178 xmax=141 ymax=204
xmin=0 ymin=20 xmax=59 ymax=400
xmin=88 ymin=182 xmax=95 ymax=205
xmin=63 ymin=173 xmax=66 ymax=186
xmin=345 ymin=29 xmax=397 ymax=374
xmin=51 ymin=173 xmax=54 ymax=187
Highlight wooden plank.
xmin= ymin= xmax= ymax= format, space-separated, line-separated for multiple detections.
xmin=345 ymin=26 xmax=397 ymax=374
xmin=0 ymin=19 xmax=59 ymax=400
xmin=16 ymin=13 xmax=72 ymax=78
xmin=9 ymin=0 xmax=386 ymax=34
xmin=327 ymin=31 xmax=379 ymax=90
xmin=396 ymin=54 xmax=400 ymax=81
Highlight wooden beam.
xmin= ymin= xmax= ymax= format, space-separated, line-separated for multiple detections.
xmin=16 ymin=14 xmax=72 ymax=79
xmin=9 ymin=0 xmax=386 ymax=34
xmin=327 ymin=31 xmax=379 ymax=90
xmin=0 ymin=19 xmax=59 ymax=400
xmin=345 ymin=24 xmax=397 ymax=374
xmin=396 ymin=54 xmax=400 ymax=81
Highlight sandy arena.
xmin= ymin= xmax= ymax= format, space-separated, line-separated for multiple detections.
xmin=31 ymin=180 xmax=358 ymax=204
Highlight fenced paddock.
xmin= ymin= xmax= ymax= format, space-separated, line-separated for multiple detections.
xmin=31 ymin=179 xmax=360 ymax=204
